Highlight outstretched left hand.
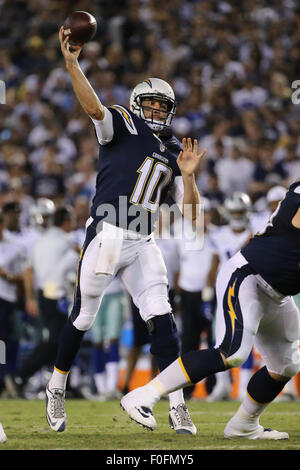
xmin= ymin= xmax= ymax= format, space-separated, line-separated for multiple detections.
xmin=177 ymin=138 xmax=206 ymax=177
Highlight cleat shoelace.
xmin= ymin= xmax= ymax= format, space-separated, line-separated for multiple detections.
xmin=172 ymin=404 xmax=193 ymax=427
xmin=50 ymin=389 xmax=65 ymax=419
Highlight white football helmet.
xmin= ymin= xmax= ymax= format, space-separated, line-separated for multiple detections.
xmin=29 ymin=197 xmax=55 ymax=228
xmin=129 ymin=77 xmax=176 ymax=132
xmin=224 ymin=192 xmax=252 ymax=230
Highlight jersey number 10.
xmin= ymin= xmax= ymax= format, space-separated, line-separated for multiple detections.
xmin=130 ymin=157 xmax=172 ymax=212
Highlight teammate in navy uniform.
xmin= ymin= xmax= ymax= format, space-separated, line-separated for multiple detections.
xmin=121 ymin=179 xmax=300 ymax=440
xmin=46 ymin=28 xmax=205 ymax=434
xmin=242 ymin=180 xmax=300 ymax=297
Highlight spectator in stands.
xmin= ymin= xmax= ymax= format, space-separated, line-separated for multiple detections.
xmin=214 ymin=139 xmax=255 ymax=196
xmin=249 ymin=140 xmax=289 ymax=201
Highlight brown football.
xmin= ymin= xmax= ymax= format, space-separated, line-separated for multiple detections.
xmin=63 ymin=11 xmax=97 ymax=46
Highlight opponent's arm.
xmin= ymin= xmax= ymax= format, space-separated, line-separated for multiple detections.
xmin=59 ymin=27 xmax=104 ymax=120
xmin=177 ymin=138 xmax=206 ymax=221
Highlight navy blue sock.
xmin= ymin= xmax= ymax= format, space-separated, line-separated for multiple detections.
xmin=5 ymin=340 xmax=19 ymax=375
xmin=55 ymin=319 xmax=85 ymax=372
xmin=92 ymin=348 xmax=107 ymax=374
xmin=247 ymin=366 xmax=288 ymax=403
xmin=181 ymin=348 xmax=226 ymax=384
xmin=108 ymin=342 xmax=119 ymax=363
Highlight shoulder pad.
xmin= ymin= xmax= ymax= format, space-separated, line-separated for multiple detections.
xmin=110 ymin=105 xmax=138 ymax=135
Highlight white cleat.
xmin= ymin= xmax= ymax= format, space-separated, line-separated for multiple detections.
xmin=224 ymin=417 xmax=289 ymax=440
xmin=0 ymin=423 xmax=7 ymax=443
xmin=169 ymin=404 xmax=197 ymax=435
xmin=120 ymin=387 xmax=157 ymax=431
xmin=46 ymin=385 xmax=67 ymax=432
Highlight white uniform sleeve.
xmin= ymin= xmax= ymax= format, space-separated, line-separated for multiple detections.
xmin=170 ymin=176 xmax=184 ymax=213
xmin=90 ymin=107 xmax=114 ymax=145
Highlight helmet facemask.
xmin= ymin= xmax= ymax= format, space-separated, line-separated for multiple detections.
xmin=223 ymin=192 xmax=252 ymax=231
xmin=132 ymin=94 xmax=176 ymax=132
xmin=29 ymin=198 xmax=55 ymax=229
xmin=228 ymin=210 xmax=250 ymax=230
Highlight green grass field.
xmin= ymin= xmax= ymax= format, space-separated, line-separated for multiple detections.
xmin=1 ymin=399 xmax=300 ymax=451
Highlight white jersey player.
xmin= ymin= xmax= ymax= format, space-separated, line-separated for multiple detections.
xmin=4 ymin=198 xmax=56 ymax=259
xmin=207 ymin=192 xmax=253 ymax=292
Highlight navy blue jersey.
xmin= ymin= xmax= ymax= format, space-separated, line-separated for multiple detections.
xmin=242 ymin=180 xmax=300 ymax=296
xmin=90 ymin=105 xmax=182 ymax=235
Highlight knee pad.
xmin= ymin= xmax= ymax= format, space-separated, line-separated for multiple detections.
xmin=137 ymin=284 xmax=171 ymax=322
xmin=148 ymin=313 xmax=180 ymax=370
xmin=284 ymin=342 xmax=300 ymax=378
xmin=220 ymin=326 xmax=254 ymax=369
xmin=269 ymin=341 xmax=300 ymax=379
xmin=73 ymin=312 xmax=97 ymax=331
xmin=222 ymin=342 xmax=253 ymax=369
xmin=281 ymin=359 xmax=300 ymax=379
xmin=71 ymin=294 xmax=103 ymax=331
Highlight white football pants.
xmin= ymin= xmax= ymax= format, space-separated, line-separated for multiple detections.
xmin=71 ymin=219 xmax=171 ymax=331
xmin=215 ymin=251 xmax=300 ymax=379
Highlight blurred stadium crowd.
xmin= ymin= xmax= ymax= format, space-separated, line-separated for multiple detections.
xmin=0 ymin=0 xmax=299 ymax=400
